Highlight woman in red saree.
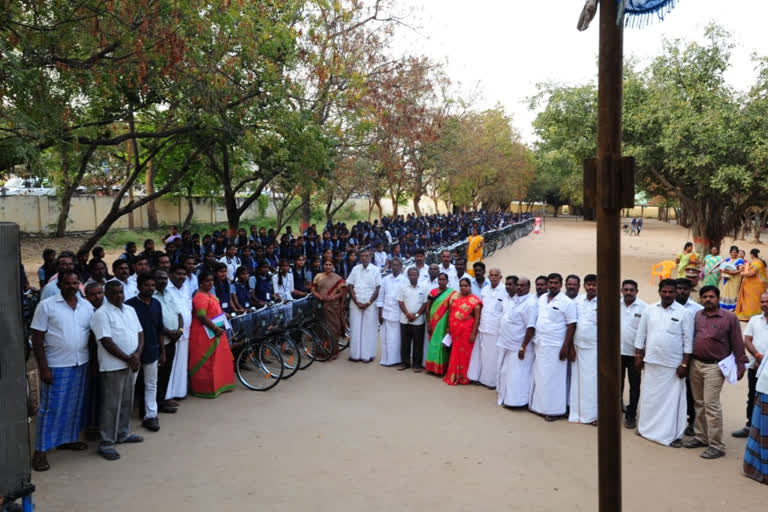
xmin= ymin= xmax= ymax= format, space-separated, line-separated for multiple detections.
xmin=188 ymin=271 xmax=235 ymax=398
xmin=443 ymin=278 xmax=483 ymax=385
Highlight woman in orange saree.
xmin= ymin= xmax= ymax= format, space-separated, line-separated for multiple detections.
xmin=188 ymin=271 xmax=235 ymax=398
xmin=736 ymin=249 xmax=768 ymax=321
xmin=443 ymin=278 xmax=483 ymax=385
xmin=466 ymin=225 xmax=484 ymax=277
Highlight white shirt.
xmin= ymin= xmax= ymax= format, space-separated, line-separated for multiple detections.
xmin=407 ymin=263 xmax=430 ymax=284
xmin=377 ymin=273 xmax=407 ymax=322
xmin=450 ymin=272 xmax=473 ymax=292
xmin=744 ymin=314 xmax=768 ymax=369
xmin=373 ymin=251 xmax=388 ymax=269
xmin=574 ymin=295 xmax=598 ymax=349
xmin=425 ymin=277 xmax=440 ymax=293
xmin=634 ymin=300 xmax=693 ymax=368
xmin=478 ymin=283 xmax=506 ymax=334
xmin=30 ymin=293 xmax=93 ymax=367
xmin=272 ymin=272 xmax=295 ymax=302
xmin=184 ymin=274 xmax=199 ymax=300
xmin=471 ymin=278 xmax=490 ymax=298
xmin=90 ymin=301 xmax=143 ymax=372
xmin=437 ymin=263 xmax=457 ymax=284
xmin=681 ymin=298 xmax=704 ymax=316
xmin=620 ymin=298 xmax=647 ymax=357
xmin=167 ymin=281 xmax=192 ymax=336
xmin=533 ymin=291 xmax=577 ymax=348
xmin=398 ymin=282 xmax=427 ymax=325
xmin=107 ymin=277 xmax=138 ymax=300
xmin=347 ymin=263 xmax=382 ymax=303
xmin=219 ymin=256 xmax=241 ymax=282
xmin=497 ymin=293 xmax=537 ymax=350
xmin=154 ymin=289 xmax=183 ymax=331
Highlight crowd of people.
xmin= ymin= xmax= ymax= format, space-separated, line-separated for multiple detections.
xmin=25 ymin=214 xmax=768 ymax=487
xmin=24 ymin=211 xmax=520 ymax=471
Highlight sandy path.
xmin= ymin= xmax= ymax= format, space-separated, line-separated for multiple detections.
xmin=31 ymin=218 xmax=766 ymax=511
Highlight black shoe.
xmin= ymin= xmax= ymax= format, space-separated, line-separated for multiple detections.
xmin=682 ymin=438 xmax=707 ymax=449
xmin=732 ymin=426 xmax=750 ymax=438
xmin=624 ymin=417 xmax=636 ymax=429
xmin=684 ymin=425 xmax=695 ymax=437
xmin=142 ymin=417 xmax=160 ymax=432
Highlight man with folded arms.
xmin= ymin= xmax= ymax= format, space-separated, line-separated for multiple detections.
xmin=683 ymin=285 xmax=746 ymax=459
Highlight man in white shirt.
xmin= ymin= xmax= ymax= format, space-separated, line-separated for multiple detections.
xmin=497 ymin=276 xmax=537 ymax=407
xmin=407 ymin=248 xmax=430 ymax=284
xmin=634 ymin=278 xmax=693 ymax=447
xmin=347 ymin=248 xmax=382 ymax=363
xmin=126 ymin=255 xmax=149 ymax=293
xmin=373 ymin=242 xmax=389 ymax=270
xmin=182 ymin=255 xmax=199 ymax=300
xmin=438 ymin=250 xmax=457 ymax=285
xmin=108 ymin=259 xmax=138 ymax=300
xmin=91 ymin=280 xmax=145 ymax=460
xmin=529 ymin=273 xmax=577 ymax=421
xmin=398 ymin=267 xmax=428 ymax=371
xmin=377 ymin=258 xmax=406 ymax=366
xmin=152 ymin=269 xmax=184 ymax=412
xmin=470 ymin=262 xmax=490 ymax=298
xmin=620 ymin=279 xmax=646 ymax=429
xmin=29 ymin=271 xmax=93 ymax=472
xmin=675 ymin=277 xmax=704 ymax=435
xmin=569 ymin=274 xmax=599 ymax=425
xmin=734 ymin=292 xmax=768 ymax=438
xmin=468 ymin=267 xmax=505 ymax=388
xmin=40 ymin=252 xmax=83 ymax=301
xmin=219 ymin=245 xmax=241 ymax=282
xmin=166 ymin=264 xmax=192 ymax=400
xmin=450 ymin=257 xmax=472 ymax=291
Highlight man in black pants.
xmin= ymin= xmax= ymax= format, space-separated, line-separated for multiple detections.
xmin=620 ymin=279 xmax=646 ymax=429
xmin=398 ymin=267 xmax=427 ymax=372
xmin=732 ymin=292 xmax=768 ymax=437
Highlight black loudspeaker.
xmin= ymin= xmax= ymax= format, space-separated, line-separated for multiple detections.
xmin=0 ymin=223 xmax=34 ymax=502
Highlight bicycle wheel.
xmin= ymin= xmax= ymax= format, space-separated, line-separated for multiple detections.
xmin=305 ymin=320 xmax=335 ymax=362
xmin=268 ymin=333 xmax=300 ymax=379
xmin=236 ymin=341 xmax=284 ymax=391
xmin=286 ymin=327 xmax=316 ymax=370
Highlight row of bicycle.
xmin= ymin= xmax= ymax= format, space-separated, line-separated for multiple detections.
xmin=228 ymin=295 xmax=348 ymax=391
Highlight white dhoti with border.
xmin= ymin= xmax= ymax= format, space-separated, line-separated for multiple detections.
xmin=638 ymin=363 xmax=687 ymax=446
xmin=497 ymin=345 xmax=535 ymax=407
xmin=529 ymin=344 xmax=568 ymax=416
xmin=568 ymin=345 xmax=598 ymax=424
xmin=467 ymin=331 xmax=500 ymax=387
xmin=349 ymin=303 xmax=378 ymax=361
xmin=166 ymin=334 xmax=189 ymax=400
xmin=379 ymin=319 xmax=402 ymax=366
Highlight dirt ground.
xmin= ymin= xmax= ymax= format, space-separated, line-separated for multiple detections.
xmin=29 ymin=218 xmax=767 ymax=511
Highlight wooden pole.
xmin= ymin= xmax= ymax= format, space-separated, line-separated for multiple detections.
xmin=596 ymin=1 xmax=623 ymax=511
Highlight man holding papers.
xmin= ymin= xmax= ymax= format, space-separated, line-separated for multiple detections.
xmin=683 ymin=285 xmax=747 ymax=459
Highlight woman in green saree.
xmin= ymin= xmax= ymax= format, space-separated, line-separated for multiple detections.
xmin=425 ymin=273 xmax=456 ymax=376
xmin=701 ymin=246 xmax=723 ymax=288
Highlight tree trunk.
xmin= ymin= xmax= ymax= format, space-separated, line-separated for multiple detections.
xmin=55 ymin=146 xmax=95 ymax=237
xmin=145 ymin=160 xmax=159 ymax=230
xmin=374 ymin=198 xmax=383 ymax=220
xmin=685 ymin=198 xmax=726 ymax=256
xmin=412 ymin=194 xmax=422 ymax=216
xmin=367 ymin=199 xmax=374 ymax=222
xmin=300 ymin=187 xmax=311 ymax=232
xmin=183 ymin=195 xmax=194 ymax=229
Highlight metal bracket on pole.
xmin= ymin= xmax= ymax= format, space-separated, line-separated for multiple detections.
xmin=583 ymin=156 xmax=635 ymax=210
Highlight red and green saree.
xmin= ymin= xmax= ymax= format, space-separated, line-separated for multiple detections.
xmin=425 ymin=287 xmax=456 ymax=376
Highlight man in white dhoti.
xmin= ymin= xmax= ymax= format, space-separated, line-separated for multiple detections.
xmin=468 ymin=267 xmax=505 ymax=388
xmin=166 ymin=264 xmax=192 ymax=401
xmin=398 ymin=267 xmax=427 ymax=371
xmin=347 ymin=248 xmax=381 ymax=363
xmin=529 ymin=273 xmax=577 ymax=421
xmin=152 ymin=269 xmax=183 ymax=413
xmin=569 ymin=274 xmax=598 ymax=425
xmin=620 ymin=279 xmax=646 ymax=430
xmin=497 ymin=276 xmax=538 ymax=407
xmin=377 ymin=258 xmax=406 ymax=366
xmin=634 ymin=278 xmax=693 ymax=447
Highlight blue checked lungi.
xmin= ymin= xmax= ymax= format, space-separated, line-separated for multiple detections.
xmin=35 ymin=363 xmax=89 ymax=452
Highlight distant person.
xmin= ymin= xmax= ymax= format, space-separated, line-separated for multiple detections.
xmin=466 ymin=225 xmax=484 ymax=277
xmin=736 ymin=248 xmax=768 ymax=321
xmin=569 ymin=274 xmax=598 ymax=425
xmin=108 ymin=259 xmax=138 ymax=300
xmin=529 ymin=273 xmax=577 ymax=421
xmin=37 ymin=248 xmax=57 ymax=288
xmin=496 ymin=277 xmax=537 ymax=408
xmin=30 ymin=271 xmax=93 ymax=471
xmin=701 ymin=246 xmax=723 ymax=288
xmin=636 ymin=217 xmax=643 ymax=234
xmin=633 ymin=279 xmax=692 ymax=448
xmin=720 ymin=246 xmax=745 ymax=312
xmin=620 ymin=279 xmax=646 ymax=430
xmin=631 ymin=217 xmax=638 ymax=235
xmin=683 ymin=286 xmax=746 ymax=459
xmin=675 ymin=242 xmax=699 ymax=280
